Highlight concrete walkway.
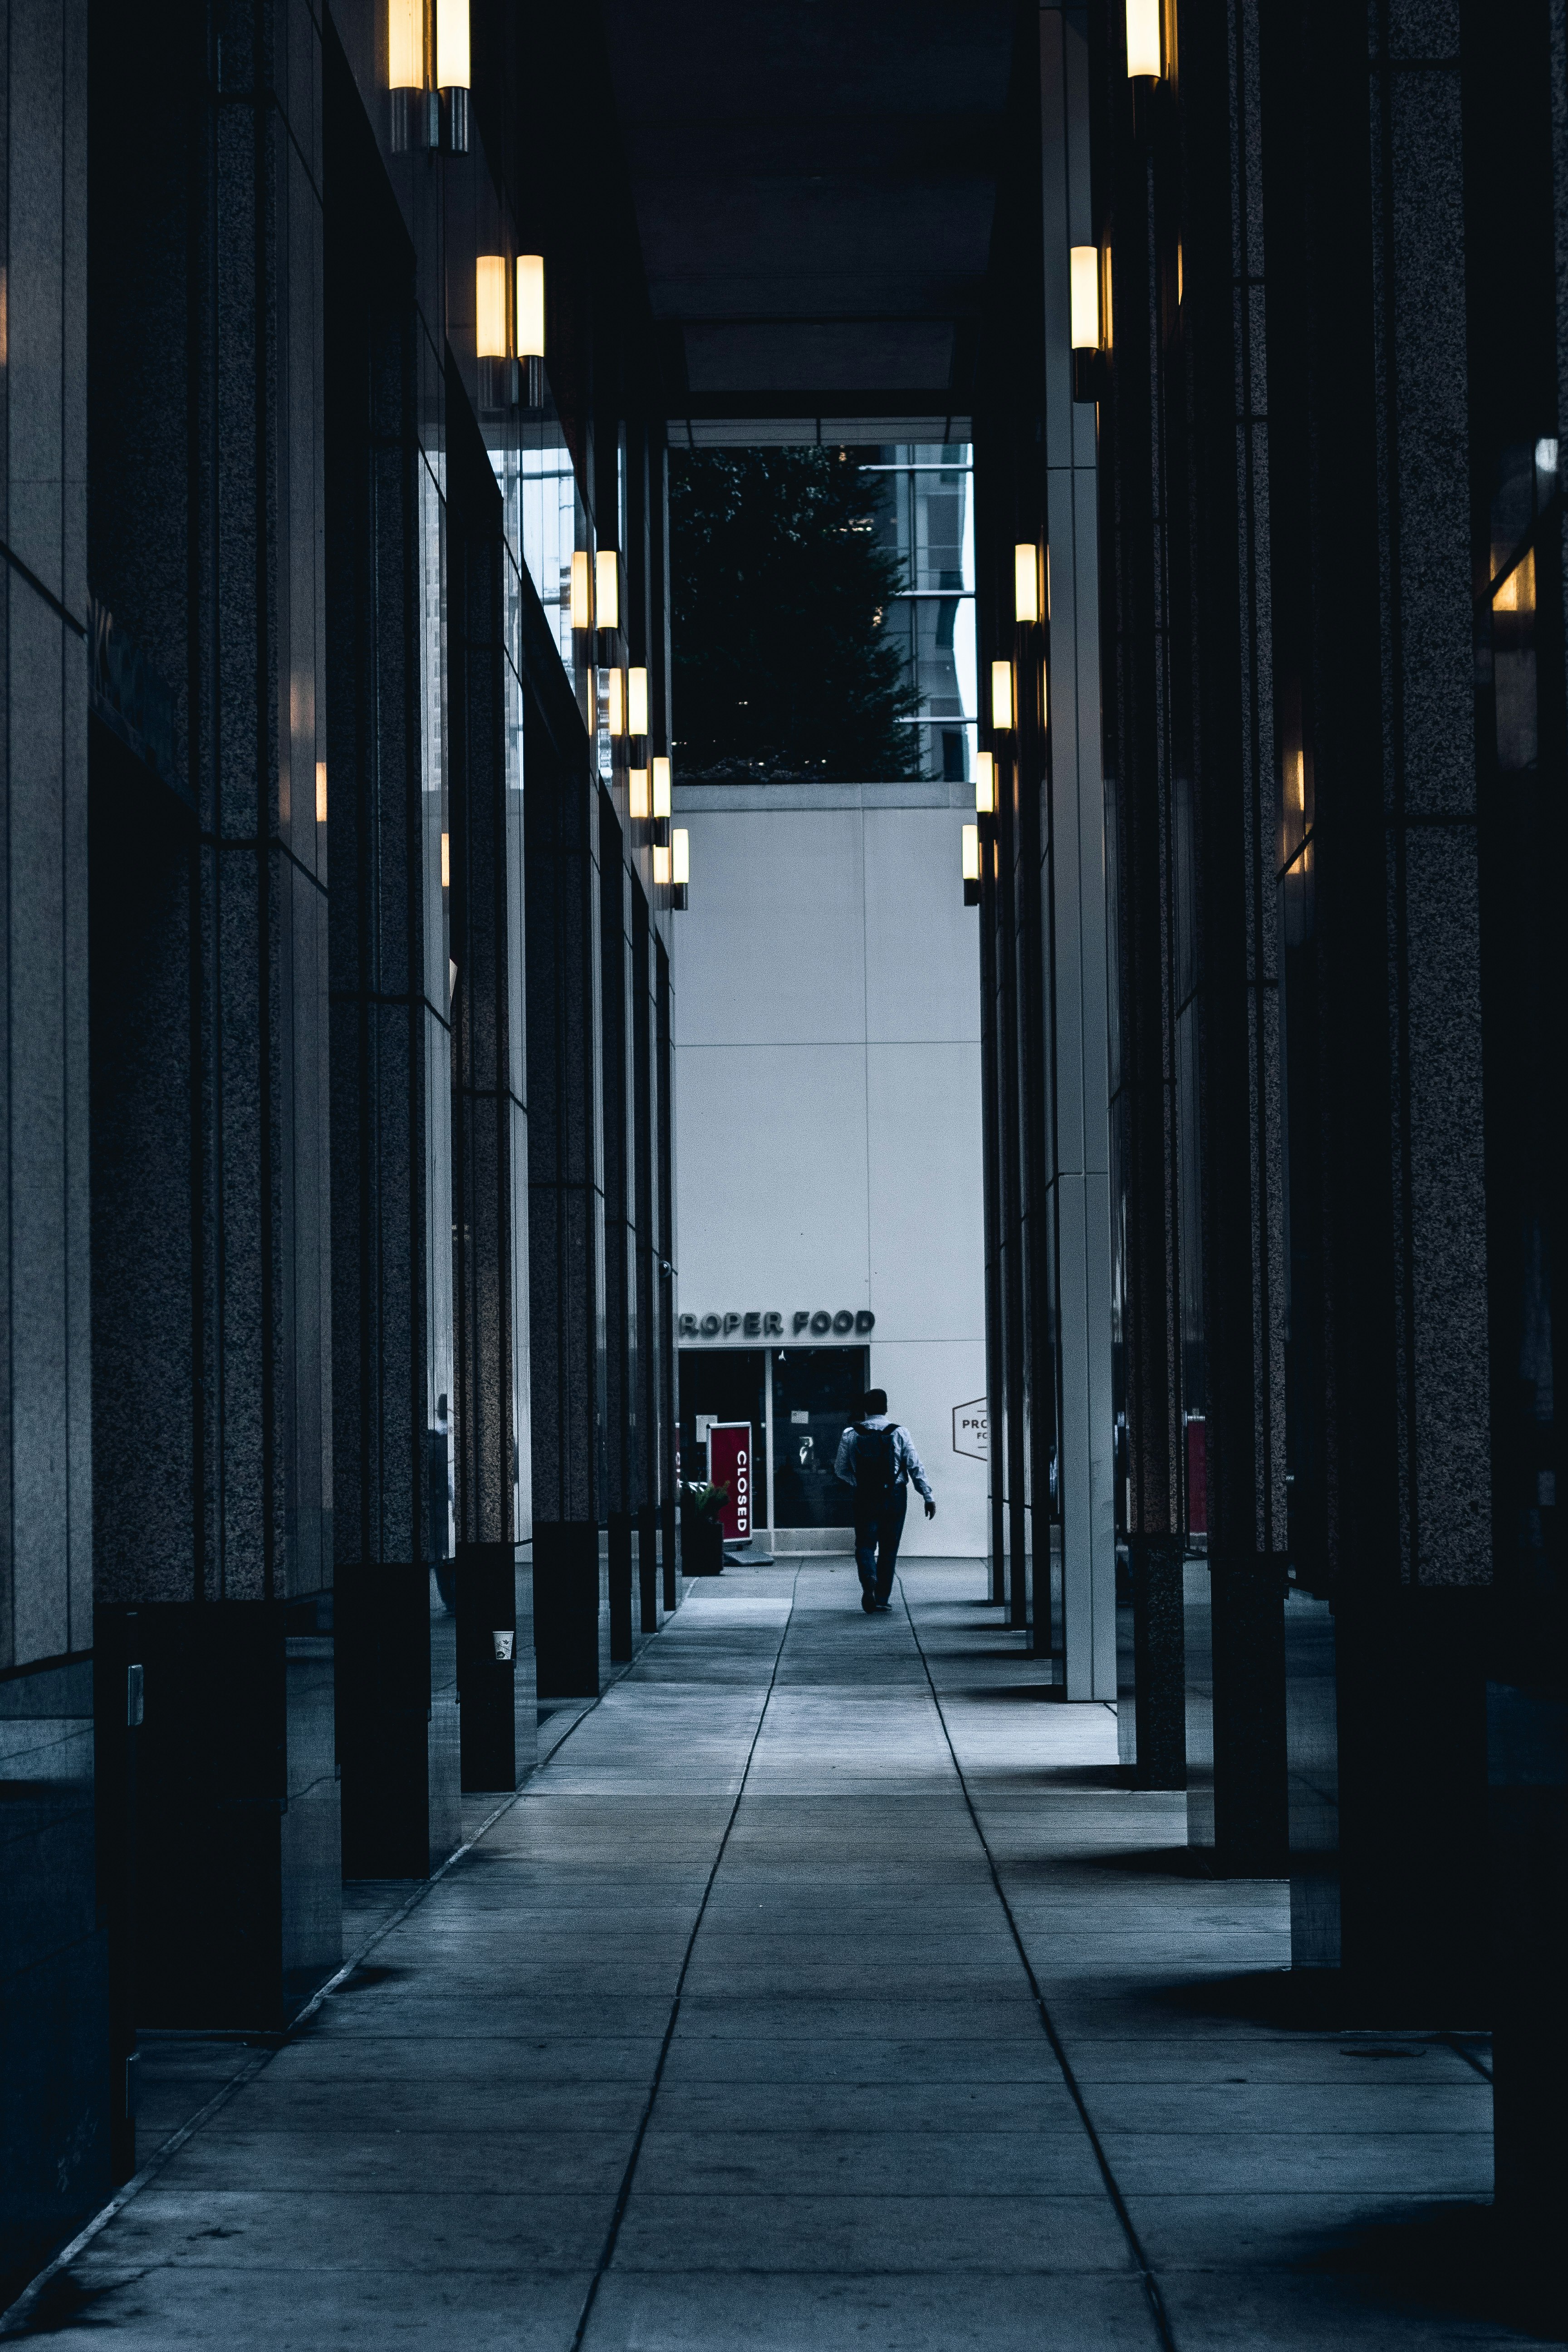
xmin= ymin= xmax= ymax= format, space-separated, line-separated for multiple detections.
xmin=18 ymin=1565 xmax=1521 ymax=2347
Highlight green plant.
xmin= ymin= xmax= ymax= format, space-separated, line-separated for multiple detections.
xmin=681 ymin=1480 xmax=730 ymax=1520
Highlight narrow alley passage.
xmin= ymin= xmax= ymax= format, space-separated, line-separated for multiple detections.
xmin=24 ymin=1571 xmax=1501 ymax=2350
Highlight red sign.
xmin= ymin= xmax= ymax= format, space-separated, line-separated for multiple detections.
xmin=1185 ymin=1415 xmax=1208 ymax=1535
xmin=707 ymin=1422 xmax=753 ymax=1543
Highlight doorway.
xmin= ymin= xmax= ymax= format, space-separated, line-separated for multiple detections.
xmin=772 ymin=1348 xmax=869 ymax=1530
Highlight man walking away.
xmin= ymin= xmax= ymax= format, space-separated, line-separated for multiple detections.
xmin=835 ymin=1388 xmax=935 ymax=1613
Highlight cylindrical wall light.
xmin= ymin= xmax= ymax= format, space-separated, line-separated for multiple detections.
xmin=316 ymin=763 xmax=328 ymax=824
xmin=608 ymin=668 xmax=626 ymax=738
xmin=627 ymin=667 xmax=649 ymax=737
xmin=1126 ymin=0 xmax=1161 ymax=77
xmin=475 ymin=257 xmax=508 ymax=358
xmin=1070 ymin=245 xmax=1109 ymax=404
xmin=516 ymin=255 xmax=546 ymax=410
xmin=962 ymin=823 xmax=980 ymax=883
xmin=652 ymin=756 xmax=671 ymax=820
xmin=595 ymin=552 xmax=620 ymax=635
xmin=570 ymin=551 xmax=592 ymax=632
xmin=436 ymin=0 xmax=470 ymax=148
xmin=990 ymin=661 xmax=1014 ymax=731
xmin=388 ymin=0 xmax=433 ymax=148
xmin=1014 ymin=544 xmax=1040 ymax=627
xmin=629 ymin=768 xmax=650 ymax=821
xmin=653 ymin=842 xmax=671 ymax=886
xmin=1070 ymin=246 xmax=1101 ymax=352
xmin=975 ymin=751 xmax=995 ymax=816
xmin=672 ymin=828 xmax=690 ymax=887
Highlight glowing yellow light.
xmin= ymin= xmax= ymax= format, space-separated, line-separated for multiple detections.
xmin=516 ymin=256 xmax=545 ymax=359
xmin=315 ymin=762 xmax=328 ymax=823
xmin=627 ymin=666 xmax=649 ymax=735
xmin=962 ymin=824 xmax=980 ymax=884
xmin=1045 ymin=549 xmax=1052 ymax=618
xmin=1126 ymin=0 xmax=1161 ymax=76
xmin=672 ymin=828 xmax=690 ymax=886
xmin=653 ymin=843 xmax=671 ymax=886
xmin=388 ymin=0 xmax=422 ymax=89
xmin=629 ymin=768 xmax=649 ymax=820
xmin=991 ymin=661 xmax=1014 ymax=731
xmin=975 ymin=752 xmax=995 ymax=815
xmin=1176 ymin=243 xmax=1184 ymax=305
xmin=1014 ymin=544 xmax=1039 ymax=626
xmin=1494 ymin=549 xmax=1536 ymax=615
xmin=595 ymin=551 xmax=620 ymax=633
xmin=1289 ymin=748 xmax=1305 ymax=811
xmin=570 ymin=550 xmax=592 ymax=630
xmin=475 ymin=257 xmax=507 ymax=359
xmin=608 ymin=668 xmax=626 ymax=737
xmin=1070 ymin=246 xmax=1100 ymax=351
xmin=436 ymin=0 xmax=469 ymax=86
xmin=652 ymin=757 xmax=671 ymax=819
xmin=441 ymin=832 xmax=450 ymax=888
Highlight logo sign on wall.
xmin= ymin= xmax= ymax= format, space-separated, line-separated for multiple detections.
xmin=707 ymin=1423 xmax=752 ymax=1543
xmin=952 ymin=1399 xmax=988 ymax=1461
xmin=680 ymin=1309 xmax=876 ymax=1342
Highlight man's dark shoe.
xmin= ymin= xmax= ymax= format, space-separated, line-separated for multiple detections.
xmin=861 ymin=1589 xmax=877 ymax=1613
xmin=873 ymin=1598 xmax=892 ymax=1612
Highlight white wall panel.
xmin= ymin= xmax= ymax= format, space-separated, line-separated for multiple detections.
xmin=862 ymin=810 xmax=979 ymax=1045
xmin=673 ymin=810 xmax=865 ymax=1047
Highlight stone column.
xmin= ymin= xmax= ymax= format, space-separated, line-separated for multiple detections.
xmin=528 ymin=715 xmax=606 ymax=1695
xmin=322 ymin=44 xmax=459 ymax=1877
xmin=0 ymin=0 xmax=105 ymax=2252
xmin=448 ymin=377 xmax=535 ymax=1793
xmin=1040 ymin=1 xmax=1117 ymax=1699
xmin=87 ymin=0 xmax=338 ymax=2028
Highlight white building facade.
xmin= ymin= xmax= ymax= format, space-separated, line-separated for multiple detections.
xmin=671 ymin=780 xmax=988 ymax=1557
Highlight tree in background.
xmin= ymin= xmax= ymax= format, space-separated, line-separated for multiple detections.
xmin=669 ymin=447 xmax=921 ymax=781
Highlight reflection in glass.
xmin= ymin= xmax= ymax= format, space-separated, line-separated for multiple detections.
xmin=864 ymin=444 xmax=976 ymax=780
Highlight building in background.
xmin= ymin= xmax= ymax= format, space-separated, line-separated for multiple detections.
xmin=673 ymin=774 xmax=986 ymax=1557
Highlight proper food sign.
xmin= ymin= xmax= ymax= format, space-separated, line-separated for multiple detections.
xmin=707 ymin=1423 xmax=752 ymax=1542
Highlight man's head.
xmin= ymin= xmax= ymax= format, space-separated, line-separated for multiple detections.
xmin=861 ymin=1388 xmax=888 ymax=1419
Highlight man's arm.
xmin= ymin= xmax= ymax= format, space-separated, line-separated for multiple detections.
xmin=898 ymin=1429 xmax=935 ymax=1507
xmin=834 ymin=1427 xmax=858 ymax=1486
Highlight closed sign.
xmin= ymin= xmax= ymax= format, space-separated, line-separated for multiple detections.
xmin=707 ymin=1423 xmax=752 ymax=1542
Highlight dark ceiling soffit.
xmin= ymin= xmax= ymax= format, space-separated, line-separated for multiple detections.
xmin=667 ymin=388 xmax=974 ymax=421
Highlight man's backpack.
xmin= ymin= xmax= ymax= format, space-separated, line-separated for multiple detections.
xmin=852 ymin=1422 xmax=899 ymax=1507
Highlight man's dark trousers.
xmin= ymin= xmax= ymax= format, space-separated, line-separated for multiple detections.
xmin=855 ymin=1486 xmax=908 ymax=1602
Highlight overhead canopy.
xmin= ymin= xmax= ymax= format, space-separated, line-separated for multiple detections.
xmin=602 ymin=0 xmax=1016 ymax=445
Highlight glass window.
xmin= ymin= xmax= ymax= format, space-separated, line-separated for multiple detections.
xmin=863 ymin=445 xmax=977 ymax=780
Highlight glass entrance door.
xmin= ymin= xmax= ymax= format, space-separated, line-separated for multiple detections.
xmin=772 ymin=1348 xmax=869 ymax=1529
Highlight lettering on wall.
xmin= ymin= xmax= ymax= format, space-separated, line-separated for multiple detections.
xmin=678 ymin=1309 xmax=877 ymax=1342
xmin=952 ymin=1399 xmax=988 ymax=1460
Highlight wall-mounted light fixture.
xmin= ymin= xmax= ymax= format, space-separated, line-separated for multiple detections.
xmin=962 ymin=822 xmax=981 ymax=906
xmin=629 ymin=768 xmax=650 ymax=820
xmin=1070 ymin=244 xmax=1108 ymax=403
xmin=627 ymin=666 xmax=649 ymax=737
xmin=388 ymin=0 xmax=436 ymax=148
xmin=608 ymin=667 xmax=626 ymax=738
xmin=672 ymin=829 xmax=689 ymax=887
xmin=475 ymin=257 xmax=507 ymax=358
xmin=596 ymin=551 xmax=620 ymax=636
xmin=316 ymin=763 xmax=328 ymax=824
xmin=653 ymin=842 xmax=671 ymax=887
xmin=516 ymin=256 xmax=545 ymax=409
xmin=436 ymin=0 xmax=470 ymax=150
xmin=1126 ymin=0 xmax=1161 ymax=78
xmin=652 ymin=756 xmax=671 ymax=820
xmin=570 ymin=551 xmax=592 ymax=632
xmin=1014 ymin=544 xmax=1040 ymax=627
xmin=990 ymin=661 xmax=1014 ymax=731
xmin=441 ymin=831 xmax=451 ymax=889
xmin=975 ymin=751 xmax=995 ymax=815
xmin=475 ymin=256 xmax=519 ymax=408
